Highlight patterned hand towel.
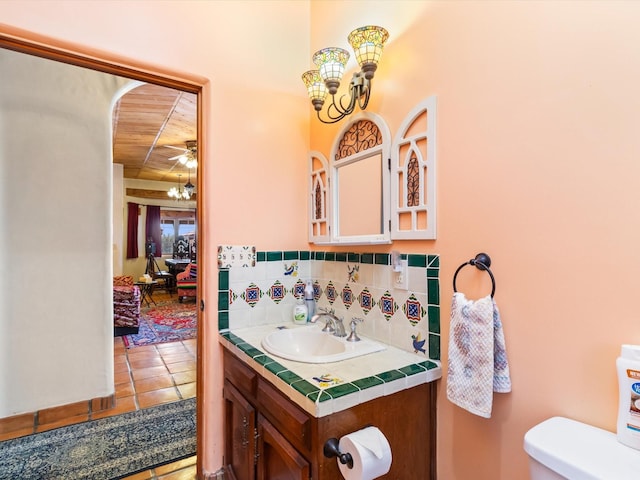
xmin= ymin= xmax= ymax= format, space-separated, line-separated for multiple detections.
xmin=446 ymin=292 xmax=511 ymax=418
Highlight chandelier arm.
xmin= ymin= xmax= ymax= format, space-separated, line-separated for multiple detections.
xmin=357 ymin=82 xmax=371 ymax=110
xmin=317 ymin=109 xmax=347 ymax=124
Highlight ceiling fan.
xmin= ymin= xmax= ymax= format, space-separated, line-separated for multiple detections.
xmin=165 ymin=140 xmax=197 ymax=169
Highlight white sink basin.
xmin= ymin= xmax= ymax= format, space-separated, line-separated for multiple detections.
xmin=261 ymin=326 xmax=386 ymax=363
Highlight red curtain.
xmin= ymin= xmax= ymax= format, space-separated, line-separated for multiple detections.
xmin=145 ymin=205 xmax=162 ymax=257
xmin=126 ymin=202 xmax=139 ymax=259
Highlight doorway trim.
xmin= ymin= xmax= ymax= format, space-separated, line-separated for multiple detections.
xmin=0 ymin=25 xmax=207 ymax=478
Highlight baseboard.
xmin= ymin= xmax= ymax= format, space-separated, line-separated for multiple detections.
xmin=0 ymin=393 xmax=116 ymax=436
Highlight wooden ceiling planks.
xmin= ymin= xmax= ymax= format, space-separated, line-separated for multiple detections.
xmin=112 ymin=83 xmax=197 ymax=185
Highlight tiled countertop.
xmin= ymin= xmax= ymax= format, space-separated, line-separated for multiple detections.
xmin=219 ymin=324 xmax=442 ymax=417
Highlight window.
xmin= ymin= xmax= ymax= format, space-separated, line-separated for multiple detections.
xmin=159 ymin=210 xmax=196 ymax=255
xmin=160 ymin=220 xmax=176 ymax=255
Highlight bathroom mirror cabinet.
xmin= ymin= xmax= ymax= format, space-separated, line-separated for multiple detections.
xmin=309 ymin=97 xmax=437 ymax=245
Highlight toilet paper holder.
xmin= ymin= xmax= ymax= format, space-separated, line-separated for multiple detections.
xmin=323 ymin=437 xmax=353 ymax=469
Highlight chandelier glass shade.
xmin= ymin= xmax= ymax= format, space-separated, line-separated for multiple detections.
xmin=302 ymin=26 xmax=389 ymax=124
xmin=167 ymin=174 xmax=193 ymax=200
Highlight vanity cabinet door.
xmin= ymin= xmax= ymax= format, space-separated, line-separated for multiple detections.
xmin=224 ymin=380 xmax=257 ymax=480
xmin=257 ymin=413 xmax=310 ymax=480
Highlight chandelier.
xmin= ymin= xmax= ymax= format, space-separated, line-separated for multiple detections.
xmin=167 ymin=172 xmax=195 ymax=200
xmin=302 ymin=26 xmax=389 ymax=124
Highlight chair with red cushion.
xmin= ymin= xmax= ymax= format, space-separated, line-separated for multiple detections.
xmin=176 ymin=264 xmax=197 ymax=303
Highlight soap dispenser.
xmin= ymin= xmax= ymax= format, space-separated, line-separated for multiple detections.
xmin=304 ymin=280 xmax=315 ymax=322
xmin=293 ymin=297 xmax=308 ymax=325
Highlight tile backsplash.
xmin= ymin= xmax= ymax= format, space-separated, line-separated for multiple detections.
xmin=218 ymin=251 xmax=440 ymax=361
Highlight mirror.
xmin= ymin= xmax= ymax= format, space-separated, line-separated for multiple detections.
xmin=329 ymin=113 xmax=391 ymax=245
xmin=336 ymin=152 xmax=383 ymax=237
xmin=309 ymin=98 xmax=437 ymax=245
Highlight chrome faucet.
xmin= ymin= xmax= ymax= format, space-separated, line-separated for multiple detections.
xmin=311 ymin=307 xmax=347 ymax=337
xmin=346 ymin=318 xmax=364 ymax=342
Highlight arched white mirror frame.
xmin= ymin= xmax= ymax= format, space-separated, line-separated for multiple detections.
xmin=328 ymin=112 xmax=392 ymax=245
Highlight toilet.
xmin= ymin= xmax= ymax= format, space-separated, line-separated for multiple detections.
xmin=524 ymin=416 xmax=640 ymax=479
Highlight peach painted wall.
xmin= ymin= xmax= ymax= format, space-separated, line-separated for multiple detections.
xmin=5 ymin=1 xmax=640 ymax=478
xmin=310 ymin=1 xmax=640 ymax=478
xmin=1 ymin=0 xmax=310 ymax=476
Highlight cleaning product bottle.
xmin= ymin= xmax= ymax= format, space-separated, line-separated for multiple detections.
xmin=616 ymin=344 xmax=640 ymax=450
xmin=304 ymin=280 xmax=315 ymax=322
xmin=293 ymin=297 xmax=308 ymax=325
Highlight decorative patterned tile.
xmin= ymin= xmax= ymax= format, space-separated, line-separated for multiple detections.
xmin=228 ymin=289 xmax=238 ymax=306
xmin=378 ymin=290 xmax=398 ymax=320
xmin=358 ymin=287 xmax=374 ymax=315
xmin=217 ymin=245 xmax=256 ymax=268
xmin=347 ymin=264 xmax=360 ymax=283
xmin=223 ymin=251 xmax=440 ymax=358
xmin=403 ymin=294 xmax=426 ymax=326
xmin=341 ymin=285 xmax=354 ymax=309
xmin=325 ymin=281 xmax=337 ymax=304
xmin=241 ymin=283 xmax=262 ymax=308
xmin=268 ymin=281 xmax=286 ymax=304
xmin=313 ymin=281 xmax=322 ymax=300
xmin=283 ymin=261 xmax=298 ymax=277
xmin=292 ymin=279 xmax=305 ymax=298
xmin=411 ymin=333 xmax=427 ymax=355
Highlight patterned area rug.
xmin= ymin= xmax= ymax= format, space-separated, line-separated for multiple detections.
xmin=0 ymin=398 xmax=196 ymax=480
xmin=123 ymin=301 xmax=197 ymax=348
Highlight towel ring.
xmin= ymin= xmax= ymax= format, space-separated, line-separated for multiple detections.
xmin=452 ymin=253 xmax=496 ymax=298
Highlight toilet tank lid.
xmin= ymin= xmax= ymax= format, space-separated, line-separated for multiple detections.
xmin=524 ymin=417 xmax=640 ymax=480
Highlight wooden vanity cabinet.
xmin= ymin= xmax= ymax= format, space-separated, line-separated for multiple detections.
xmin=223 ymin=347 xmax=437 ymax=480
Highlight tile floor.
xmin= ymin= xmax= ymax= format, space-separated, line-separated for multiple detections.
xmin=0 ymin=333 xmax=198 ymax=479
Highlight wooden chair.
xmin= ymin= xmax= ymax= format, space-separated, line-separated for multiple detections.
xmin=176 ymin=263 xmax=197 ymax=302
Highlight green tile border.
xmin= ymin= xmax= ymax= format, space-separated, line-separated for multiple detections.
xmin=324 ymin=382 xmax=360 ymax=399
xmin=429 ymin=333 xmax=441 ymax=361
xmin=218 ymin=311 xmax=229 ymax=331
xmin=292 ymin=380 xmax=321 ymax=397
xmin=376 ymin=369 xmax=406 ymax=383
xmin=360 ymin=253 xmax=374 ymax=264
xmin=408 ymin=254 xmax=427 ymax=268
xmin=218 ymin=269 xmax=229 ymax=290
xmin=352 ymin=376 xmax=384 ymax=389
xmin=266 ymin=251 xmax=283 ymax=262
xmin=221 ymin=251 xmax=441 ymax=373
xmin=221 ymin=332 xmax=441 ymax=410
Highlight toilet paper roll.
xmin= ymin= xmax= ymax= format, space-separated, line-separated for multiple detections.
xmin=337 ymin=426 xmax=392 ymax=480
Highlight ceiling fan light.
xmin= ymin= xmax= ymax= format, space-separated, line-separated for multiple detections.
xmin=178 ymin=154 xmax=188 ymax=165
xmin=185 ymin=159 xmax=198 ymax=169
